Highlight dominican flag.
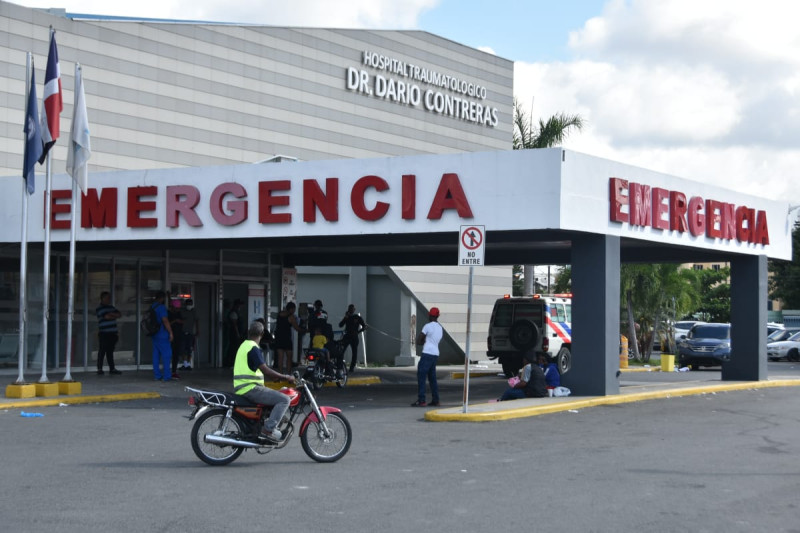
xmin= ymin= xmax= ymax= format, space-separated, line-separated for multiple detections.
xmin=38 ymin=29 xmax=62 ymax=164
xmin=24 ymin=62 xmax=44 ymax=194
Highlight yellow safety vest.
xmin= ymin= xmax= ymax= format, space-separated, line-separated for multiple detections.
xmin=233 ymin=340 xmax=264 ymax=395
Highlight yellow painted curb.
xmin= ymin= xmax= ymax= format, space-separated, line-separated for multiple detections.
xmin=6 ymin=383 xmax=36 ymax=399
xmin=264 ymin=375 xmax=381 ymax=390
xmin=450 ymin=371 xmax=501 ymax=379
xmin=0 ymin=392 xmax=161 ymax=409
xmin=424 ymin=379 xmax=800 ymax=422
xmin=58 ymin=381 xmax=82 ymax=395
xmin=35 ymin=382 xmax=60 ymax=397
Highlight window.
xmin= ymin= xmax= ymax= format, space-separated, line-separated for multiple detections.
xmin=515 ymin=303 xmax=543 ymax=324
xmin=712 ymin=264 xmax=721 ymax=271
xmin=493 ymin=305 xmax=513 ymax=327
xmin=693 ymin=264 xmax=704 ymax=270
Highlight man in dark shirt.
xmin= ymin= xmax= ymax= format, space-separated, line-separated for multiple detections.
xmin=339 ymin=304 xmax=366 ymax=372
xmin=96 ymin=291 xmax=122 ymax=375
xmin=499 ymin=350 xmax=548 ymax=401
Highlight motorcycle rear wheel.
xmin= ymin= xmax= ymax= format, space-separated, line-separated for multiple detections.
xmin=301 ymin=412 xmax=352 ymax=463
xmin=191 ymin=409 xmax=245 ymax=466
xmin=335 ymin=363 xmax=348 ymax=388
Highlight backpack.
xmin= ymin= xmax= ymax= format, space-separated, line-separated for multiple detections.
xmin=141 ymin=305 xmax=160 ymax=336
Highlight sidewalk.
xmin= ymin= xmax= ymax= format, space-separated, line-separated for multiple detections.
xmin=4 ymin=364 xmax=800 ymax=422
xmin=0 ymin=366 xmax=379 ymax=409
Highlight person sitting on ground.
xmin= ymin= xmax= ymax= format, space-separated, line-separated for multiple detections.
xmin=499 ymin=350 xmax=548 ymax=401
xmin=539 ymin=353 xmax=561 ymax=393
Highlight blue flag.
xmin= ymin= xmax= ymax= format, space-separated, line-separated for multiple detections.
xmin=23 ymin=63 xmax=43 ymax=195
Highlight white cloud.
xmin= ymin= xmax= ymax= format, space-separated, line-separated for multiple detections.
xmin=514 ymin=0 xmax=800 ymax=202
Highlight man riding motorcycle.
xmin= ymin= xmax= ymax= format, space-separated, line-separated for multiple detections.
xmin=233 ymin=321 xmax=295 ymax=442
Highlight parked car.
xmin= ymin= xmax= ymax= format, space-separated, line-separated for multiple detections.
xmin=486 ymin=294 xmax=572 ymax=377
xmin=673 ymin=321 xmax=705 ymax=346
xmin=767 ymin=327 xmax=800 ymax=344
xmin=767 ymin=323 xmax=785 ymax=336
xmin=767 ymin=331 xmax=800 ymax=362
xmin=677 ymin=323 xmax=731 ymax=368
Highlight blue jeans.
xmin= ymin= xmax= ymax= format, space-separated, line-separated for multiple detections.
xmin=152 ymin=337 xmax=172 ymax=381
xmin=417 ymin=353 xmax=439 ymax=403
xmin=500 ymin=388 xmax=525 ymax=401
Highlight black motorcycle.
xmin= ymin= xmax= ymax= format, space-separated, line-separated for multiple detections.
xmin=303 ymin=333 xmax=348 ymax=390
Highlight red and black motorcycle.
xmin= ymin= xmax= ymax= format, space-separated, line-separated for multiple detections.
xmin=185 ymin=373 xmax=352 ymax=466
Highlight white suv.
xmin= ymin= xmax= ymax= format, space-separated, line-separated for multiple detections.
xmin=486 ymin=295 xmax=572 ymax=377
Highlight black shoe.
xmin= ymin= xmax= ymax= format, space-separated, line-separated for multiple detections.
xmin=349 ymin=367 xmax=355 ymax=373
xmin=411 ymin=400 xmax=427 ymax=407
xmin=96 ymin=370 xmax=104 ymax=375
xmin=110 ymin=369 xmax=122 ymax=375
xmin=429 ymin=401 xmax=440 ymax=407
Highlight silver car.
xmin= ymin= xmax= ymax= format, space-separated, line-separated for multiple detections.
xmin=767 ymin=331 xmax=800 ymax=362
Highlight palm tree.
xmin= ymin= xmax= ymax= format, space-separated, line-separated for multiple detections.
xmin=513 ymin=97 xmax=584 ymax=295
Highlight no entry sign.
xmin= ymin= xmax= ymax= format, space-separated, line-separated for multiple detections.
xmin=459 ymin=225 xmax=485 ymax=266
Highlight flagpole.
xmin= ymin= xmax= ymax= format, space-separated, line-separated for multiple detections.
xmin=17 ymin=53 xmax=34 ymax=385
xmin=64 ymin=177 xmax=77 ymax=382
xmin=64 ymin=62 xmax=89 ymax=382
xmin=39 ymin=26 xmax=61 ymax=383
xmin=40 ymin=157 xmax=52 ymax=383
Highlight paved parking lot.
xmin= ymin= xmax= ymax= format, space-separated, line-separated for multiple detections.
xmin=2 ymin=362 xmax=800 ymax=532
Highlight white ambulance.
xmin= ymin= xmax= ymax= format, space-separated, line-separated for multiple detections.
xmin=486 ymin=294 xmax=572 ymax=377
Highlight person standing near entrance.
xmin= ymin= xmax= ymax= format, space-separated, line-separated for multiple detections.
xmin=96 ymin=291 xmax=122 ymax=375
xmin=168 ymin=298 xmax=184 ymax=380
xmin=339 ymin=304 xmax=366 ymax=373
xmin=181 ymin=298 xmax=198 ymax=370
xmin=151 ymin=290 xmax=174 ymax=381
xmin=412 ymin=307 xmax=443 ymax=407
xmin=224 ymin=299 xmax=244 ymax=367
xmin=274 ymin=302 xmax=304 ymax=374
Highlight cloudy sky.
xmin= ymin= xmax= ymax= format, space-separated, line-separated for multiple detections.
xmin=16 ymin=0 xmax=800 ymax=204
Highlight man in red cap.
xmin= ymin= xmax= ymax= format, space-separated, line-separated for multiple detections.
xmin=412 ymin=307 xmax=443 ymax=407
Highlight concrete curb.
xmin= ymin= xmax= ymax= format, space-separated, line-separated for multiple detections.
xmin=424 ymin=379 xmax=800 ymax=422
xmin=451 ymin=366 xmax=663 ymax=380
xmin=262 ymin=375 xmax=382 ymax=390
xmin=0 ymin=392 xmax=161 ymax=409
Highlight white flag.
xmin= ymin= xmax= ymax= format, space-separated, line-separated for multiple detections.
xmin=66 ymin=64 xmax=90 ymax=193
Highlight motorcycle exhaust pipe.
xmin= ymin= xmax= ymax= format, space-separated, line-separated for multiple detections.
xmin=204 ymin=434 xmax=260 ymax=449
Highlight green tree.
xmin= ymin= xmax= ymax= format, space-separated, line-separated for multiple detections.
xmin=769 ymin=220 xmax=800 ymax=308
xmin=691 ymin=266 xmax=731 ymax=323
xmin=621 ymin=264 xmax=699 ymax=362
xmin=512 ymin=264 xmax=523 ymax=296
xmin=551 ymin=265 xmax=571 ymax=294
xmin=513 ymin=98 xmax=584 ymax=295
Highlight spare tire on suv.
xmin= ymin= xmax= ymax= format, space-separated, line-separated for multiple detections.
xmin=509 ymin=320 xmax=540 ymax=351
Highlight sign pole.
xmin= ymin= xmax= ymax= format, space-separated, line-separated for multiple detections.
xmin=462 ymin=265 xmax=473 ymax=413
xmin=458 ymin=225 xmax=484 ymax=414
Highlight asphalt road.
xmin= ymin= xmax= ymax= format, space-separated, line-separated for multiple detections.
xmin=2 ymin=367 xmax=800 ymax=533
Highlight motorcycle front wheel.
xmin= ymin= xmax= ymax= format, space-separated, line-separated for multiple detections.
xmin=190 ymin=409 xmax=245 ymax=466
xmin=301 ymin=412 xmax=352 ymax=463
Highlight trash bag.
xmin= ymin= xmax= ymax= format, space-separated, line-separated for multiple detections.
xmin=553 ymin=386 xmax=571 ymax=397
